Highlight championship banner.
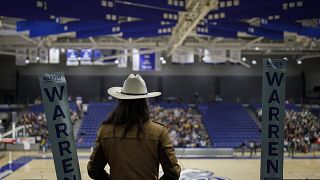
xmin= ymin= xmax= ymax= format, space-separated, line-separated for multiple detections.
xmin=49 ymin=48 xmax=60 ymax=64
xmin=66 ymin=49 xmax=79 ymax=66
xmin=39 ymin=48 xmax=49 ymax=64
xmin=39 ymin=72 xmax=81 ymax=180
xmin=117 ymin=49 xmax=128 ymax=68
xmin=15 ymin=48 xmax=27 ymax=66
xmin=28 ymin=48 xmax=38 ymax=63
xmin=132 ymin=49 xmax=159 ymax=71
xmin=80 ymin=49 xmax=92 ymax=65
xmin=229 ymin=49 xmax=241 ymax=62
xmin=172 ymin=50 xmax=194 ymax=64
xmin=202 ymin=48 xmax=227 ymax=64
xmin=260 ymin=58 xmax=287 ymax=180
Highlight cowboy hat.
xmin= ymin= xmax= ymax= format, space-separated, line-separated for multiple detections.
xmin=107 ymin=74 xmax=161 ymax=99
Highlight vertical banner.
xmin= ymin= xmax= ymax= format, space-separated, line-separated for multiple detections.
xmin=132 ymin=49 xmax=159 ymax=71
xmin=139 ymin=52 xmax=155 ymax=71
xmin=66 ymin=49 xmax=79 ymax=66
xmin=202 ymin=48 xmax=227 ymax=64
xmin=229 ymin=49 xmax=241 ymax=62
xmin=15 ymin=48 xmax=27 ymax=66
xmin=132 ymin=48 xmax=140 ymax=71
xmin=117 ymin=49 xmax=128 ymax=68
xmin=39 ymin=72 xmax=81 ymax=180
xmin=39 ymin=48 xmax=49 ymax=64
xmin=260 ymin=58 xmax=287 ymax=180
xmin=172 ymin=50 xmax=194 ymax=64
xmin=49 ymin=48 xmax=60 ymax=64
xmin=28 ymin=48 xmax=38 ymax=63
xmin=80 ymin=49 xmax=92 ymax=65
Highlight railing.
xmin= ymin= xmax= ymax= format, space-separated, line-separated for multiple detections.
xmin=0 ymin=125 xmax=26 ymax=140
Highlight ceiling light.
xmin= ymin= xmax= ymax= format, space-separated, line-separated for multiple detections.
xmin=160 ymin=56 xmax=164 ymax=61
xmin=77 ymin=57 xmax=81 ymax=60
xmin=61 ymin=48 xmax=65 ymax=53
xmin=254 ymin=47 xmax=260 ymax=51
xmin=241 ymin=57 xmax=246 ymax=61
xmin=25 ymin=59 xmax=30 ymax=64
xmin=161 ymin=60 xmax=166 ymax=64
xmin=36 ymin=56 xmax=40 ymax=61
xmin=251 ymin=60 xmax=257 ymax=65
xmin=115 ymin=59 xmax=120 ymax=64
xmin=297 ymin=60 xmax=302 ymax=64
xmin=283 ymin=57 xmax=288 ymax=60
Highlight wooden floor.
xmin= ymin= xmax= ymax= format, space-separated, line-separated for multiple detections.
xmin=1 ymin=151 xmax=320 ymax=180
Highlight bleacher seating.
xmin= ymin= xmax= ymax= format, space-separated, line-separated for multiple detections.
xmin=77 ymin=102 xmax=189 ymax=148
xmin=310 ymin=108 xmax=320 ymax=118
xmin=77 ymin=102 xmax=261 ymax=149
xmin=77 ymin=102 xmax=115 ymax=148
xmin=200 ymin=103 xmax=261 ymax=148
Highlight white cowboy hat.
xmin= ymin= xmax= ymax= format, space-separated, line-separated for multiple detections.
xmin=107 ymin=74 xmax=161 ymax=99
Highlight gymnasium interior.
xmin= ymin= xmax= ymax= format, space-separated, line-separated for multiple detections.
xmin=0 ymin=0 xmax=320 ymax=179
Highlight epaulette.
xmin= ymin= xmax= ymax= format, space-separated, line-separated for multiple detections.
xmin=152 ymin=120 xmax=165 ymax=126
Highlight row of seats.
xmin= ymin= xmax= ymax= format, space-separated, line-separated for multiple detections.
xmin=200 ymin=103 xmax=261 ymax=148
xmin=77 ymin=102 xmax=262 ymax=149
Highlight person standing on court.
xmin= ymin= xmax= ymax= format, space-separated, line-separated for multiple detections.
xmin=87 ymin=74 xmax=181 ymax=180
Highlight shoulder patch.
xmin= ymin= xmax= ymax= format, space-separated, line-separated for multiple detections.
xmin=152 ymin=120 xmax=165 ymax=127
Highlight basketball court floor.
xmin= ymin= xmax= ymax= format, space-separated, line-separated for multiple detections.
xmin=1 ymin=151 xmax=319 ymax=180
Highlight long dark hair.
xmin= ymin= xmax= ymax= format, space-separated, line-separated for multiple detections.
xmin=104 ymin=98 xmax=150 ymax=139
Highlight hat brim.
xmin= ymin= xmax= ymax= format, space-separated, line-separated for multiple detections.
xmin=107 ymin=87 xmax=161 ymax=99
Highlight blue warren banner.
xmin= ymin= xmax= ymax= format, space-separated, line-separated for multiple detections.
xmin=39 ymin=72 xmax=81 ymax=180
xmin=260 ymin=59 xmax=287 ymax=180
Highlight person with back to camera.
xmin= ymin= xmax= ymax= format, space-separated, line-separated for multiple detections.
xmin=87 ymin=74 xmax=181 ymax=180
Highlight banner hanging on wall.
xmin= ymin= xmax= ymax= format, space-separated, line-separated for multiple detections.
xmin=66 ymin=49 xmax=79 ymax=66
xmin=15 ymin=48 xmax=27 ymax=66
xmin=49 ymin=48 xmax=60 ymax=64
xmin=260 ymin=58 xmax=287 ymax=180
xmin=132 ymin=49 xmax=160 ymax=71
xmin=80 ymin=49 xmax=92 ymax=65
xmin=202 ymin=48 xmax=227 ymax=64
xmin=229 ymin=49 xmax=241 ymax=62
xmin=39 ymin=72 xmax=82 ymax=180
xmin=172 ymin=50 xmax=194 ymax=64
xmin=39 ymin=48 xmax=49 ymax=64
xmin=28 ymin=48 xmax=38 ymax=63
xmin=117 ymin=49 xmax=128 ymax=68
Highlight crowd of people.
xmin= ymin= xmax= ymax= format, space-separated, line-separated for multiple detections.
xmin=285 ymin=110 xmax=320 ymax=154
xmin=19 ymin=109 xmax=79 ymax=148
xmin=149 ymin=105 xmax=212 ymax=148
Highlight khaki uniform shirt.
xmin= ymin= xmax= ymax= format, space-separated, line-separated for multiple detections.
xmin=87 ymin=120 xmax=181 ymax=180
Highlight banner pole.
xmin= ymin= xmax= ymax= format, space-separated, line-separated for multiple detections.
xmin=260 ymin=58 xmax=287 ymax=180
xmin=39 ymin=72 xmax=82 ymax=180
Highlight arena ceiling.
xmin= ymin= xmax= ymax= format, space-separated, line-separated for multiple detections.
xmin=0 ymin=0 xmax=320 ymax=66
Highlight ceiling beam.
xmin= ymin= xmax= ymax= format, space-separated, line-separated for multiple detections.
xmin=167 ymin=0 xmax=218 ymax=56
